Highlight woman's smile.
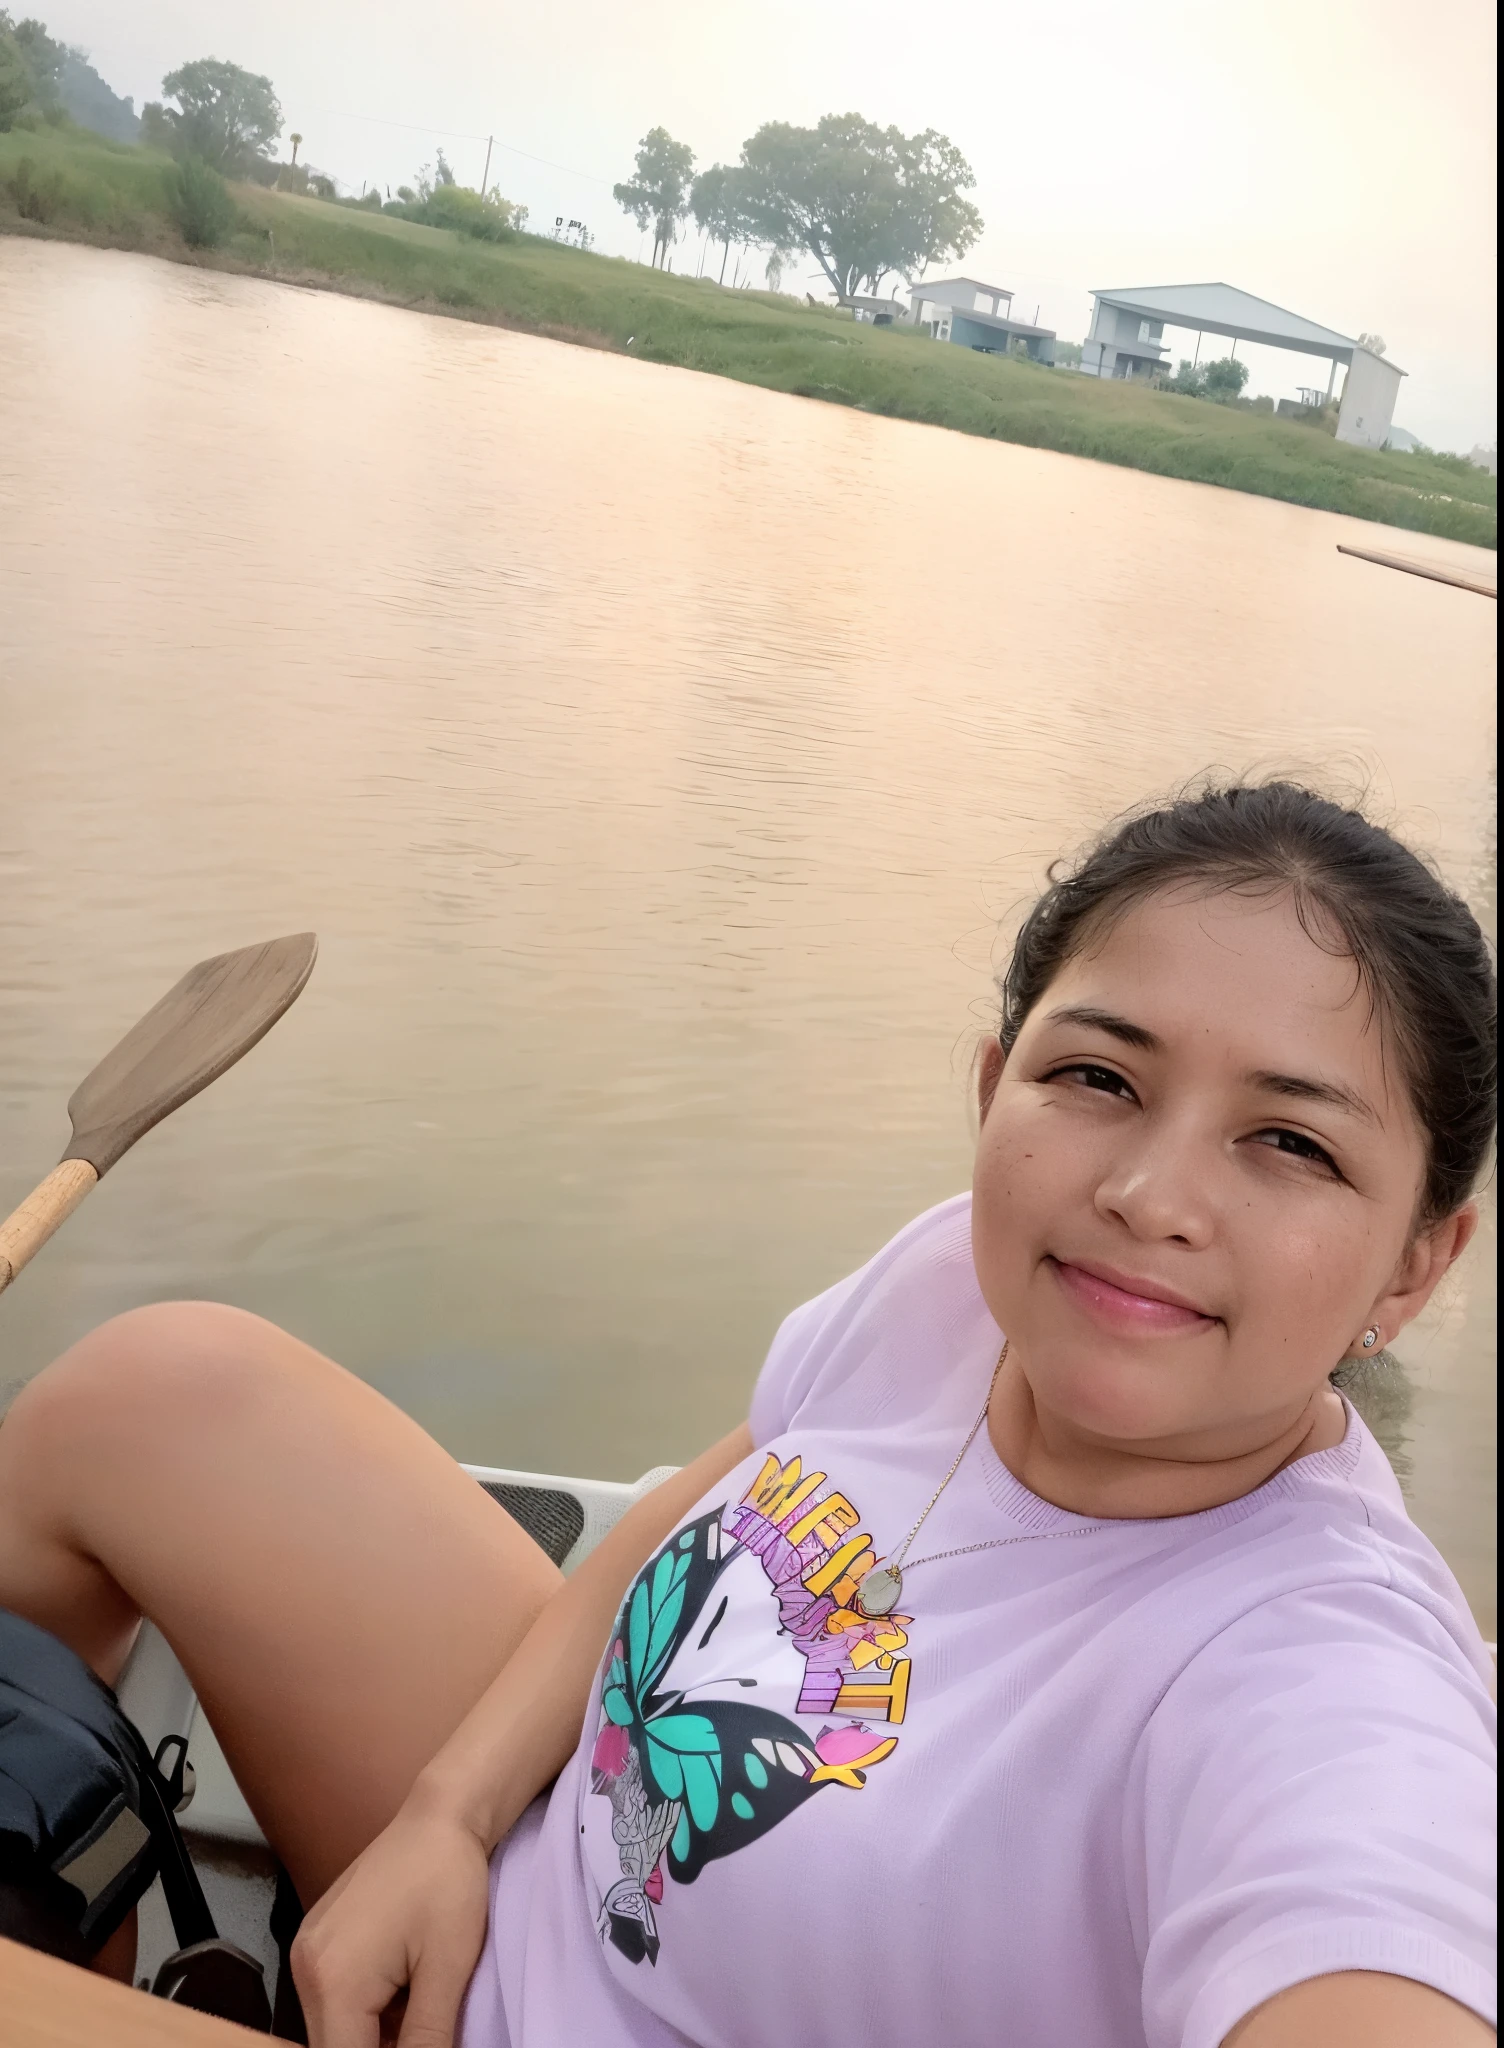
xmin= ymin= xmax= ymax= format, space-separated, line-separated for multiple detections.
xmin=1046 ymin=1254 xmax=1219 ymax=1335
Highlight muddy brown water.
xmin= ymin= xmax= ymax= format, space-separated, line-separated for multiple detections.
xmin=1 ymin=237 xmax=1495 ymax=1635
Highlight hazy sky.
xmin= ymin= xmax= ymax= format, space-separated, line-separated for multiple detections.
xmin=48 ymin=0 xmax=1497 ymax=449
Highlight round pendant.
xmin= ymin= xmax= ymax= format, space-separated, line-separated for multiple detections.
xmin=856 ymin=1566 xmax=902 ymax=1618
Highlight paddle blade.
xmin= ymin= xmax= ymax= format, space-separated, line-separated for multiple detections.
xmin=63 ymin=933 xmax=318 ymax=1177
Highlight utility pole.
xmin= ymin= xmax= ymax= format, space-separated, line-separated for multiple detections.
xmin=480 ymin=134 xmax=493 ymax=200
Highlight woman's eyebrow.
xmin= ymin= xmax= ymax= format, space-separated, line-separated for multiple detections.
xmin=1043 ymin=1005 xmax=1161 ymax=1051
xmin=1248 ymin=1070 xmax=1379 ymax=1125
xmin=1044 ymin=1008 xmax=1381 ymax=1125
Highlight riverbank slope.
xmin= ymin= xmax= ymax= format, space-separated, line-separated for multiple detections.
xmin=2 ymin=126 xmax=1494 ymax=548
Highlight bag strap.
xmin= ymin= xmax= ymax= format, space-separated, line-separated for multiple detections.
xmin=136 ymin=1731 xmax=217 ymax=1951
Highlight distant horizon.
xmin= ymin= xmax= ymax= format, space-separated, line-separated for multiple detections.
xmin=34 ymin=0 xmax=1498 ymax=452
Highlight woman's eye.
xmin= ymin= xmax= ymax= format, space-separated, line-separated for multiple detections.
xmin=1051 ymin=1063 xmax=1134 ymax=1099
xmin=1251 ymin=1127 xmax=1340 ymax=1174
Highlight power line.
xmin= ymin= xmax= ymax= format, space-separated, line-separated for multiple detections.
xmin=311 ymin=108 xmax=612 ymax=186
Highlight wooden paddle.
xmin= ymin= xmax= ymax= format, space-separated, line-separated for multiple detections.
xmin=0 ymin=934 xmax=317 ymax=1296
xmin=1 ymin=1935 xmax=258 ymax=2046
xmin=1337 ymin=543 xmax=1497 ymax=598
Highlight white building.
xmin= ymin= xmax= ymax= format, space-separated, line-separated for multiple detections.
xmin=1080 ymin=282 xmax=1406 ymax=450
xmin=906 ymin=277 xmax=1057 ymax=363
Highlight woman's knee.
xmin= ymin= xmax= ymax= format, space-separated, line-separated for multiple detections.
xmin=7 ymin=1301 xmax=301 ymax=1469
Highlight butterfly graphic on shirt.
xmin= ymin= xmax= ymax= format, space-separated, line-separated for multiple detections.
xmin=599 ymin=1509 xmax=827 ymax=1864
xmin=590 ymin=1504 xmax=906 ymax=1965
xmin=588 ymin=1510 xmax=835 ymax=1962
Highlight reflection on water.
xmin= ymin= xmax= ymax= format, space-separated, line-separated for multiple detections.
xmin=0 ymin=237 xmax=1496 ymax=1635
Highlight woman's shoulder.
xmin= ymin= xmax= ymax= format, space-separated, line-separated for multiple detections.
xmin=1173 ymin=1407 xmax=1495 ymax=1698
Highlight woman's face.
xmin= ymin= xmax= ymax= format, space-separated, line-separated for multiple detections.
xmin=971 ymin=886 xmax=1474 ymax=1456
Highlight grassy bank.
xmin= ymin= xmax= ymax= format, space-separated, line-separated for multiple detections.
xmin=2 ymin=125 xmax=1495 ymax=549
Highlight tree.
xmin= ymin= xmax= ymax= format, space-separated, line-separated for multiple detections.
xmin=58 ymin=46 xmax=141 ymax=142
xmin=1201 ymin=356 xmax=1249 ymax=403
xmin=0 ymin=10 xmax=65 ymax=128
xmin=0 ymin=28 xmax=33 ymax=129
xmin=140 ymin=98 xmax=171 ymax=149
xmin=156 ymin=57 xmax=282 ymax=176
xmin=723 ymin=113 xmax=982 ymax=302
xmin=689 ymin=161 xmax=756 ymax=284
xmin=613 ymin=126 xmax=695 ymax=268
xmin=288 ymin=130 xmax=301 ymax=165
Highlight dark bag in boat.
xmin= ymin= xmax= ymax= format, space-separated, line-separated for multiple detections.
xmin=0 ymin=1606 xmax=272 ymax=2029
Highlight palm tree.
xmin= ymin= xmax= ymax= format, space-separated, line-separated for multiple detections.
xmin=289 ymin=132 xmax=302 ymax=167
xmin=613 ymin=128 xmax=695 ymax=269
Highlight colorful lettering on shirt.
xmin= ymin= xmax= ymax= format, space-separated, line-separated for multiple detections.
xmin=586 ymin=1456 xmax=913 ymax=1968
xmin=724 ymin=1453 xmax=912 ymax=1723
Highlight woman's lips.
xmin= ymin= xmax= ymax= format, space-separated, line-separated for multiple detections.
xmin=1048 ymin=1257 xmax=1217 ymax=1334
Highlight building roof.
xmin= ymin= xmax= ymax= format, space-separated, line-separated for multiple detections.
xmin=912 ymin=275 xmax=1015 ymax=303
xmin=1090 ymin=282 xmax=1365 ymax=360
xmin=920 ymin=305 xmax=1056 ymax=341
xmin=962 ymin=312 xmax=1055 ymax=340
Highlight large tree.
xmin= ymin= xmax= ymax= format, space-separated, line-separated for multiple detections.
xmin=724 ymin=113 xmax=982 ymax=303
xmin=153 ymin=57 xmax=281 ymax=175
xmin=689 ymin=162 xmax=757 ymax=285
xmin=613 ymin=126 xmax=695 ymax=269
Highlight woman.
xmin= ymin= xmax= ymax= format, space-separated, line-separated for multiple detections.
xmin=0 ymin=780 xmax=1494 ymax=2047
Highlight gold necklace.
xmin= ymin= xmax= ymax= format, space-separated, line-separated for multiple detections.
xmin=855 ymin=1341 xmax=1010 ymax=1619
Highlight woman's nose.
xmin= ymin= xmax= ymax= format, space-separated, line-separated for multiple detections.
xmin=1093 ymin=1126 xmax=1216 ymax=1247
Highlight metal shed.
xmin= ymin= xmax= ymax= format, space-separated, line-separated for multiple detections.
xmin=1080 ymin=282 xmax=1405 ymax=449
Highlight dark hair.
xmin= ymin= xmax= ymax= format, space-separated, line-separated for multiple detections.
xmin=998 ymin=780 xmax=1497 ymax=1224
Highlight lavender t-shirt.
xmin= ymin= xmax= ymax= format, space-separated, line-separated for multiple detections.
xmin=462 ymin=1195 xmax=1496 ymax=2047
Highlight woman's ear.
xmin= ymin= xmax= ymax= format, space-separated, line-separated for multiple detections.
xmin=977 ymin=1036 xmax=1005 ymax=1125
xmin=1366 ymin=1201 xmax=1481 ymax=1348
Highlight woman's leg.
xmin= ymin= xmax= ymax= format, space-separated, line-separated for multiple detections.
xmin=0 ymin=1302 xmax=562 ymax=1904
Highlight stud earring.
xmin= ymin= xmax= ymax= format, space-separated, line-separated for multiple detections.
xmin=1360 ymin=1327 xmax=1380 ymax=1350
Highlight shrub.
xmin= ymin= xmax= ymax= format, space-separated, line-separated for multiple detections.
xmin=6 ymin=152 xmax=64 ymax=221
xmin=170 ymin=153 xmax=235 ymax=246
xmin=400 ymin=181 xmax=523 ymax=241
xmin=426 ymin=183 xmax=510 ymax=240
xmin=1201 ymin=356 xmax=1249 ymax=403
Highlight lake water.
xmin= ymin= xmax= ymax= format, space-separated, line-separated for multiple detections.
xmin=1 ymin=236 xmax=1495 ymax=1635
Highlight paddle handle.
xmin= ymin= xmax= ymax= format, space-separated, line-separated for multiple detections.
xmin=1336 ymin=543 xmax=1497 ymax=598
xmin=0 ymin=1160 xmax=99 ymax=1296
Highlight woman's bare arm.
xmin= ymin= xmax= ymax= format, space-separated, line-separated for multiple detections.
xmin=1223 ymin=1971 xmax=1494 ymax=2047
xmin=416 ymin=1420 xmax=755 ymax=1844
xmin=294 ymin=1421 xmax=755 ymax=2048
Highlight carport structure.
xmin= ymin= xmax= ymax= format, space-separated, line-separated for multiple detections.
xmin=1080 ymin=282 xmax=1405 ymax=449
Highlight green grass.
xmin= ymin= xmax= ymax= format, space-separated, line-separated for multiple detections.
xmin=2 ymin=124 xmax=1495 ymax=548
